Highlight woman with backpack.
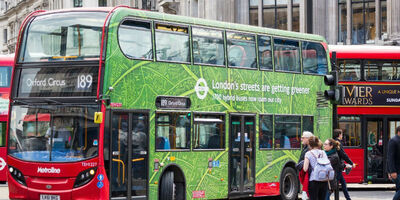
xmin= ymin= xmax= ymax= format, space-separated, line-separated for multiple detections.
xmin=324 ymin=138 xmax=341 ymax=200
xmin=303 ymin=136 xmax=330 ymax=200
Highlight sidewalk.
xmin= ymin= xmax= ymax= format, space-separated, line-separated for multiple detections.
xmin=347 ymin=183 xmax=396 ymax=190
xmin=0 ymin=184 xmax=8 ymax=200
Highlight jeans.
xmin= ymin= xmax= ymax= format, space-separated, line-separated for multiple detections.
xmin=393 ymin=175 xmax=400 ymax=200
xmin=337 ymin=172 xmax=351 ymax=200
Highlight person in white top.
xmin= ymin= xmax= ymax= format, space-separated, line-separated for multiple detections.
xmin=303 ymin=136 xmax=328 ymax=200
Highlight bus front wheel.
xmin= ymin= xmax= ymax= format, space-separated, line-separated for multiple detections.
xmin=280 ymin=167 xmax=299 ymax=200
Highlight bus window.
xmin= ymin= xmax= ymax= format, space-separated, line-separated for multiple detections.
xmin=0 ymin=66 xmax=11 ymax=87
xmin=19 ymin=12 xmax=106 ymax=62
xmin=192 ymin=27 xmax=225 ymax=66
xmin=302 ymin=41 xmax=328 ymax=75
xmin=338 ymin=59 xmax=361 ymax=81
xmin=227 ymin=32 xmax=257 ymax=68
xmin=0 ymin=122 xmax=5 ymax=147
xmin=155 ymin=23 xmax=190 ymax=63
xmin=338 ymin=116 xmax=361 ymax=147
xmin=156 ymin=112 xmax=191 ymax=150
xmin=302 ymin=116 xmax=314 ymax=133
xmin=118 ymin=20 xmax=153 ymax=60
xmin=259 ymin=115 xmax=273 ymax=149
xmin=258 ymin=35 xmax=273 ymax=70
xmin=8 ymin=105 xmax=99 ymax=162
xmin=274 ymin=115 xmax=301 ymax=149
xmin=193 ymin=113 xmax=225 ymax=150
xmin=364 ymin=61 xmax=400 ymax=81
xmin=274 ymin=38 xmax=301 ymax=72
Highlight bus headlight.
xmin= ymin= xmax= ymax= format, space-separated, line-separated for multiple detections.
xmin=8 ymin=166 xmax=26 ymax=186
xmin=73 ymin=167 xmax=97 ymax=188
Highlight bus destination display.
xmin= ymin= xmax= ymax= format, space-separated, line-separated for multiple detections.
xmin=18 ymin=67 xmax=98 ymax=97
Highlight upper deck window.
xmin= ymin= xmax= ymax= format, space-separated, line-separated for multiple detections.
xmin=258 ymin=35 xmax=273 ymax=70
xmin=274 ymin=38 xmax=301 ymax=72
xmin=155 ymin=23 xmax=190 ymax=63
xmin=302 ymin=41 xmax=328 ymax=75
xmin=0 ymin=66 xmax=11 ymax=87
xmin=227 ymin=32 xmax=257 ymax=68
xmin=364 ymin=60 xmax=400 ymax=81
xmin=19 ymin=12 xmax=107 ymax=62
xmin=192 ymin=27 xmax=225 ymax=66
xmin=338 ymin=59 xmax=361 ymax=81
xmin=118 ymin=20 xmax=153 ymax=60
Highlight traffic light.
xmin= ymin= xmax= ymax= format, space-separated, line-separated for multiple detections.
xmin=324 ymin=71 xmax=343 ymax=104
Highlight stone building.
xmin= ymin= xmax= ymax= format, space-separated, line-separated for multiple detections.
xmin=0 ymin=0 xmax=398 ymax=54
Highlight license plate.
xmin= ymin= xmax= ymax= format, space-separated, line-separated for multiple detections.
xmin=40 ymin=194 xmax=60 ymax=200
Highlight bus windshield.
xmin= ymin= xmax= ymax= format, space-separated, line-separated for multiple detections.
xmin=8 ymin=105 xmax=99 ymax=162
xmin=19 ymin=12 xmax=107 ymax=62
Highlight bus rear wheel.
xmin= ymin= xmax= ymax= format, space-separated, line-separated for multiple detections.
xmin=280 ymin=167 xmax=299 ymax=200
xmin=160 ymin=171 xmax=175 ymax=200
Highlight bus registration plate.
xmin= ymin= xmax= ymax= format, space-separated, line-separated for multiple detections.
xmin=40 ymin=195 xmax=60 ymax=200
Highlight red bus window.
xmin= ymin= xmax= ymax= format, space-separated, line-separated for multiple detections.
xmin=364 ymin=61 xmax=400 ymax=80
xmin=338 ymin=116 xmax=361 ymax=147
xmin=338 ymin=59 xmax=361 ymax=81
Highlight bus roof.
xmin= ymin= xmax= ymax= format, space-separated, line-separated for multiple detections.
xmin=0 ymin=54 xmax=14 ymax=66
xmin=111 ymin=7 xmax=327 ymax=43
xmin=34 ymin=7 xmax=326 ymax=43
xmin=329 ymin=45 xmax=400 ymax=59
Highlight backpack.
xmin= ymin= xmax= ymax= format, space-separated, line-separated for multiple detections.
xmin=310 ymin=151 xmax=335 ymax=181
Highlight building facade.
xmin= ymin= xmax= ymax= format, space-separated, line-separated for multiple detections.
xmin=0 ymin=0 xmax=399 ymax=54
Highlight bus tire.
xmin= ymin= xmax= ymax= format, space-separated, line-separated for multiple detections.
xmin=160 ymin=170 xmax=174 ymax=200
xmin=280 ymin=167 xmax=299 ymax=200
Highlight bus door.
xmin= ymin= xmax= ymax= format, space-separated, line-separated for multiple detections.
xmin=110 ymin=111 xmax=148 ymax=199
xmin=229 ymin=114 xmax=255 ymax=196
xmin=365 ymin=118 xmax=386 ymax=182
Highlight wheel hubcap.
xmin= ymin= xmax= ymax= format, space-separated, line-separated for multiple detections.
xmin=283 ymin=173 xmax=295 ymax=198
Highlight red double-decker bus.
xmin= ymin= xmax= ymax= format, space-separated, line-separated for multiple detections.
xmin=330 ymin=45 xmax=400 ymax=183
xmin=0 ymin=55 xmax=13 ymax=183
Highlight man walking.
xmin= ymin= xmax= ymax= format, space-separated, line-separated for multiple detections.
xmin=333 ymin=129 xmax=355 ymax=200
xmin=387 ymin=126 xmax=400 ymax=200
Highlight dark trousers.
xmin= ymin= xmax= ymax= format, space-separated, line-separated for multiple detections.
xmin=337 ymin=172 xmax=351 ymax=200
xmin=393 ymin=175 xmax=400 ymax=200
xmin=309 ymin=181 xmax=328 ymax=200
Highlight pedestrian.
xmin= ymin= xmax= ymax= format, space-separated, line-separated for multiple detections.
xmin=387 ymin=126 xmax=400 ymax=200
xmin=333 ymin=129 xmax=355 ymax=200
xmin=303 ymin=136 xmax=329 ymax=200
xmin=299 ymin=131 xmax=314 ymax=163
xmin=298 ymin=131 xmax=314 ymax=200
xmin=324 ymin=139 xmax=341 ymax=200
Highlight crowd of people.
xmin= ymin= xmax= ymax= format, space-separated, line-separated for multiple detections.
xmin=297 ymin=129 xmax=355 ymax=200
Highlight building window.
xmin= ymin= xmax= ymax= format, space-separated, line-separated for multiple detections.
xmin=3 ymin=29 xmax=7 ymax=44
xmin=338 ymin=0 xmax=347 ymax=43
xmin=99 ymin=0 xmax=107 ymax=7
xmin=381 ymin=0 xmax=387 ymax=37
xmin=292 ymin=0 xmax=300 ymax=32
xmin=338 ymin=116 xmax=361 ymax=147
xmin=250 ymin=0 xmax=258 ymax=26
xmin=351 ymin=0 xmax=376 ymax=44
xmin=263 ymin=0 xmax=288 ymax=30
xmin=74 ymin=0 xmax=82 ymax=7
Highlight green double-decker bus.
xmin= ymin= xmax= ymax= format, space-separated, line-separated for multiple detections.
xmin=8 ymin=6 xmax=332 ymax=200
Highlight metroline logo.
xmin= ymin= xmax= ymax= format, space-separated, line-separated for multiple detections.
xmin=37 ymin=167 xmax=61 ymax=174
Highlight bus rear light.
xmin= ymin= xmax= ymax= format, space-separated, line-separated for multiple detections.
xmin=73 ymin=167 xmax=97 ymax=188
xmin=8 ymin=166 xmax=26 ymax=186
